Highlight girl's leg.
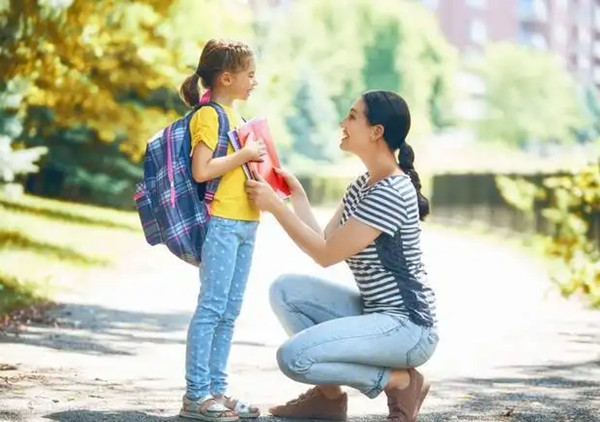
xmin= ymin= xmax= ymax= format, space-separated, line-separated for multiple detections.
xmin=185 ymin=218 xmax=241 ymax=401
xmin=210 ymin=221 xmax=258 ymax=395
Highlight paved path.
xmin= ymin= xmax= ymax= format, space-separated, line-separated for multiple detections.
xmin=1 ymin=213 xmax=599 ymax=421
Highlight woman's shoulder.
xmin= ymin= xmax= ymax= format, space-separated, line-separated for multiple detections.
xmin=344 ymin=173 xmax=369 ymax=198
xmin=380 ymin=174 xmax=412 ymax=190
xmin=353 ymin=172 xmax=370 ymax=187
xmin=371 ymin=175 xmax=415 ymax=204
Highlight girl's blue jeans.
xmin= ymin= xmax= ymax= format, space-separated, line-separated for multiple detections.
xmin=269 ymin=273 xmax=439 ymax=398
xmin=185 ymin=216 xmax=258 ymax=400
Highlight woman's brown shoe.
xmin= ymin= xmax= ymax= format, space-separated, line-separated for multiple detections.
xmin=269 ymin=387 xmax=347 ymax=420
xmin=385 ymin=368 xmax=430 ymax=422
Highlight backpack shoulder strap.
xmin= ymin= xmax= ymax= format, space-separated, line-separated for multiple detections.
xmin=201 ymin=102 xmax=231 ymax=203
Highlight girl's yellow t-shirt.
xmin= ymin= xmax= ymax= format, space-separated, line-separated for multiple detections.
xmin=190 ymin=104 xmax=259 ymax=221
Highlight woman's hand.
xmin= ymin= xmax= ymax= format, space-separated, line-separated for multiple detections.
xmin=274 ymin=167 xmax=305 ymax=199
xmin=246 ymin=173 xmax=283 ymax=213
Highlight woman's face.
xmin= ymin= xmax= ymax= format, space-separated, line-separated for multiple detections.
xmin=339 ymin=98 xmax=378 ymax=154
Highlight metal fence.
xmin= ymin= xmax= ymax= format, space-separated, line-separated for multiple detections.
xmin=430 ymin=172 xmax=600 ymax=245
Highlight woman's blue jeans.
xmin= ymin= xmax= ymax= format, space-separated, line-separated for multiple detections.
xmin=270 ymin=273 xmax=439 ymax=398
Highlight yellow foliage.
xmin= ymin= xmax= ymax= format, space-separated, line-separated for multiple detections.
xmin=1 ymin=0 xmax=246 ymax=160
xmin=499 ymin=163 xmax=600 ymax=307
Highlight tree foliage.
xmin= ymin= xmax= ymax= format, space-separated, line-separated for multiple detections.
xmin=285 ymin=65 xmax=339 ymax=165
xmin=1 ymin=0 xmax=458 ymax=205
xmin=249 ymin=0 xmax=458 ymax=141
xmin=477 ymin=43 xmax=586 ymax=147
xmin=498 ymin=164 xmax=600 ymax=307
xmin=0 ymin=0 xmax=253 ymax=204
xmin=0 ymin=80 xmax=47 ymax=184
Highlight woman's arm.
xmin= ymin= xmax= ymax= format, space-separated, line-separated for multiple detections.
xmin=273 ymin=167 xmax=322 ymax=235
xmin=288 ymin=190 xmax=322 ymax=236
xmin=269 ymin=199 xmax=380 ymax=267
xmin=324 ymin=203 xmax=344 ymax=240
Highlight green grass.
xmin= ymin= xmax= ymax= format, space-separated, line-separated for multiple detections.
xmin=0 ymin=193 xmax=143 ymax=316
xmin=0 ymin=273 xmax=48 ymax=314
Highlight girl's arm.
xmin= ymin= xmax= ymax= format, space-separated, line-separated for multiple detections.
xmin=191 ymin=140 xmax=264 ymax=183
xmin=268 ymin=200 xmax=380 ymax=267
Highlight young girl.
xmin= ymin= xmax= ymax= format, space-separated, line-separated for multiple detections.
xmin=178 ymin=39 xmax=265 ymax=421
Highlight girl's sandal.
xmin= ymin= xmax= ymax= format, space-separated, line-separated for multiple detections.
xmin=216 ymin=395 xmax=261 ymax=419
xmin=180 ymin=396 xmax=239 ymax=421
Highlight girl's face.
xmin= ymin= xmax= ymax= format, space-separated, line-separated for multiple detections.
xmin=339 ymin=98 xmax=381 ymax=154
xmin=226 ymin=57 xmax=258 ymax=101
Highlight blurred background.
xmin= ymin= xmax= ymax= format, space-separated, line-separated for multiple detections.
xmin=1 ymin=0 xmax=599 ymax=320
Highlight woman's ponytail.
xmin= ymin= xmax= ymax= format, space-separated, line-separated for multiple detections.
xmin=398 ymin=143 xmax=430 ymax=221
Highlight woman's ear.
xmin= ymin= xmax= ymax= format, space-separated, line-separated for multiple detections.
xmin=371 ymin=124 xmax=384 ymax=142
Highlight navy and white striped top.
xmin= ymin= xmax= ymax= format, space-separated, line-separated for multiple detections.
xmin=341 ymin=173 xmax=437 ymax=327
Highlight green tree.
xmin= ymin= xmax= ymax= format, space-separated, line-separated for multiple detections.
xmin=578 ymin=85 xmax=600 ymax=143
xmin=0 ymin=0 xmax=253 ymax=205
xmin=285 ymin=65 xmax=340 ymax=167
xmin=477 ymin=43 xmax=586 ymax=147
xmin=254 ymin=0 xmax=457 ymax=140
xmin=497 ymin=163 xmax=600 ymax=307
xmin=362 ymin=20 xmax=402 ymax=93
xmin=0 ymin=80 xmax=46 ymax=190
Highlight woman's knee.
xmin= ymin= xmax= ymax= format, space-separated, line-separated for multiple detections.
xmin=276 ymin=339 xmax=311 ymax=381
xmin=269 ymin=273 xmax=302 ymax=313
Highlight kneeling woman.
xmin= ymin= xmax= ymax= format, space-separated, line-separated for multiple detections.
xmin=246 ymin=91 xmax=439 ymax=422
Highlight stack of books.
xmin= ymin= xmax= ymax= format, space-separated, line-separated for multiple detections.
xmin=228 ymin=117 xmax=291 ymax=199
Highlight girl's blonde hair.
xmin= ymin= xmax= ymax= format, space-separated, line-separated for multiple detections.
xmin=179 ymin=39 xmax=254 ymax=107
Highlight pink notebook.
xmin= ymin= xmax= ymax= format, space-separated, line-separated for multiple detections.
xmin=228 ymin=118 xmax=291 ymax=199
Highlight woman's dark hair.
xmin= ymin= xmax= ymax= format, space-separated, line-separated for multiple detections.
xmin=179 ymin=39 xmax=253 ymax=107
xmin=362 ymin=90 xmax=430 ymax=220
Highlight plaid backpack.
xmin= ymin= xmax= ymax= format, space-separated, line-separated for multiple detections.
xmin=133 ymin=102 xmax=230 ymax=266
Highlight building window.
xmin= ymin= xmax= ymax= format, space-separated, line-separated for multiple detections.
xmin=423 ymin=0 xmax=439 ymax=10
xmin=469 ymin=19 xmax=487 ymax=44
xmin=554 ymin=25 xmax=567 ymax=46
xmin=519 ymin=27 xmax=548 ymax=49
xmin=579 ymin=55 xmax=591 ymax=70
xmin=518 ymin=0 xmax=548 ymax=21
xmin=466 ymin=0 xmax=486 ymax=8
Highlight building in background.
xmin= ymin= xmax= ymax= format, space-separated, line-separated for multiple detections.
xmin=423 ymin=0 xmax=600 ymax=90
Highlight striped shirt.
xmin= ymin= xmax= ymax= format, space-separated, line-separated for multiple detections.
xmin=341 ymin=173 xmax=437 ymax=327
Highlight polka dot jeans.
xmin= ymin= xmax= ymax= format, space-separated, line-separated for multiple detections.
xmin=185 ymin=216 xmax=258 ymax=400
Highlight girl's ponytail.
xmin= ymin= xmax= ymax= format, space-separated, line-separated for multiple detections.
xmin=179 ymin=73 xmax=201 ymax=107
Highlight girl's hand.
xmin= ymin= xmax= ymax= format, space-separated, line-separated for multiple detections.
xmin=246 ymin=172 xmax=282 ymax=213
xmin=274 ymin=167 xmax=305 ymax=198
xmin=241 ymin=133 xmax=266 ymax=163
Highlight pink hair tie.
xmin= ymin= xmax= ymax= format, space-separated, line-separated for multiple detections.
xmin=199 ymin=89 xmax=211 ymax=105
